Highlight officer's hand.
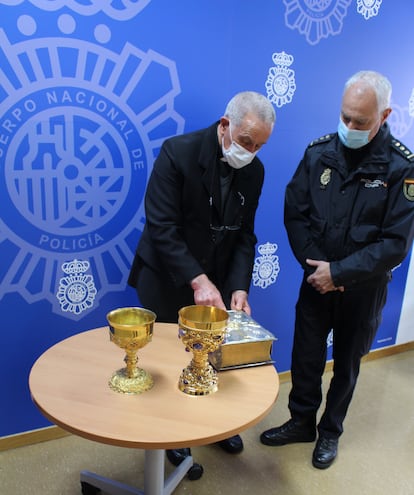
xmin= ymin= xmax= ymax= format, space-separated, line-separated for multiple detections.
xmin=306 ymin=259 xmax=342 ymax=294
xmin=190 ymin=274 xmax=226 ymax=310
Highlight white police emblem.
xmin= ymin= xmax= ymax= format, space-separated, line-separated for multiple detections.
xmin=0 ymin=4 xmax=183 ymax=320
xmin=265 ymin=51 xmax=296 ymax=108
xmin=387 ymin=103 xmax=412 ymax=138
xmin=409 ymin=89 xmax=414 ymax=119
xmin=356 ymin=0 xmax=382 ymax=20
xmin=327 ymin=329 xmax=333 ymax=348
xmin=283 ymin=0 xmax=352 ymax=45
xmin=252 ymin=242 xmax=280 ymax=289
xmin=56 ymin=259 xmax=97 ymax=315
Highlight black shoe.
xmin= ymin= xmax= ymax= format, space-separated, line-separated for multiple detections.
xmin=166 ymin=448 xmax=191 ymax=467
xmin=260 ymin=419 xmax=316 ymax=446
xmin=217 ymin=434 xmax=243 ymax=454
xmin=312 ymin=437 xmax=338 ymax=469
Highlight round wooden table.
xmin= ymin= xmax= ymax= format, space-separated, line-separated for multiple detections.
xmin=29 ymin=323 xmax=279 ymax=495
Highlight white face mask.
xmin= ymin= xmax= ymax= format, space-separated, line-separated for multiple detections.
xmin=222 ymin=124 xmax=257 ymax=169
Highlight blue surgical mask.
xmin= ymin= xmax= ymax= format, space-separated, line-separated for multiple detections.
xmin=337 ymin=119 xmax=371 ymax=149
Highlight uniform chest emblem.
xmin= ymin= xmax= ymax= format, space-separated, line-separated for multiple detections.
xmin=403 ymin=179 xmax=414 ymax=201
xmin=360 ymin=178 xmax=388 ymax=189
xmin=320 ymin=168 xmax=331 ymax=188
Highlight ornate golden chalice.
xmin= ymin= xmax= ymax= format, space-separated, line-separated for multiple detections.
xmin=106 ymin=307 xmax=156 ymax=394
xmin=178 ymin=305 xmax=228 ymax=396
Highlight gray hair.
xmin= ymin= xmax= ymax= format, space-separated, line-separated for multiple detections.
xmin=344 ymin=70 xmax=392 ymax=113
xmin=224 ymin=91 xmax=276 ymax=128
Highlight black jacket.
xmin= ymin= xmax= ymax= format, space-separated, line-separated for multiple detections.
xmin=128 ymin=122 xmax=265 ymax=300
xmin=284 ymin=123 xmax=414 ymax=288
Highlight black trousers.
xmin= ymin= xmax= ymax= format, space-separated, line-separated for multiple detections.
xmin=289 ymin=278 xmax=388 ymax=439
xmin=135 ymin=263 xmax=195 ymax=323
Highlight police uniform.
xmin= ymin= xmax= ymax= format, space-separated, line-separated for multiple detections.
xmin=284 ymin=122 xmax=414 ymax=439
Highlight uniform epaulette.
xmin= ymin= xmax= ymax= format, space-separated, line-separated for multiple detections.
xmin=308 ymin=134 xmax=335 ymax=148
xmin=391 ymin=139 xmax=414 ymax=162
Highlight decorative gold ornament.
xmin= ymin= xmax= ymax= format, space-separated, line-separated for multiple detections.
xmin=106 ymin=307 xmax=156 ymax=394
xmin=178 ymin=305 xmax=228 ymax=396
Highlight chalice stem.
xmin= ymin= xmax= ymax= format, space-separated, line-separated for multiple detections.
xmin=192 ymin=351 xmax=208 ymax=371
xmin=125 ymin=350 xmax=139 ymax=379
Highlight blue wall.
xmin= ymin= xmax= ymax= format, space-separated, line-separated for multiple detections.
xmin=1 ymin=0 xmax=414 ymax=437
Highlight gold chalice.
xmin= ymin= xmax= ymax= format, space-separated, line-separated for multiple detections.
xmin=178 ymin=305 xmax=228 ymax=396
xmin=106 ymin=307 xmax=156 ymax=394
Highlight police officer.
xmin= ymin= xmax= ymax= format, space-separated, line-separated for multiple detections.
xmin=260 ymin=71 xmax=414 ymax=469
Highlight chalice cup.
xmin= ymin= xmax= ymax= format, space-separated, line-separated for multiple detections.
xmin=178 ymin=305 xmax=228 ymax=396
xmin=106 ymin=307 xmax=156 ymax=394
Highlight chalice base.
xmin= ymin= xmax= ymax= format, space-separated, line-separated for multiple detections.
xmin=178 ymin=363 xmax=218 ymax=396
xmin=109 ymin=367 xmax=153 ymax=394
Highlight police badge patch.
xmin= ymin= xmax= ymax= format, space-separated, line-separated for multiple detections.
xmin=320 ymin=168 xmax=331 ymax=188
xmin=403 ymin=179 xmax=414 ymax=201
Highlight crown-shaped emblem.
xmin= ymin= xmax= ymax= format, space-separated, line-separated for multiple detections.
xmin=62 ymin=259 xmax=90 ymax=274
xmin=272 ymin=51 xmax=293 ymax=67
xmin=258 ymin=242 xmax=278 ymax=255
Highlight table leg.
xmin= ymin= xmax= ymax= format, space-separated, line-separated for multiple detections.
xmin=80 ymin=470 xmax=143 ymax=494
xmin=80 ymin=449 xmax=193 ymax=495
xmin=145 ymin=449 xmax=193 ymax=495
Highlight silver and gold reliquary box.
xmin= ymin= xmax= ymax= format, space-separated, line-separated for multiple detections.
xmin=208 ymin=310 xmax=276 ymax=370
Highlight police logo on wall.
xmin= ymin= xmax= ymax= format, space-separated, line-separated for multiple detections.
xmin=56 ymin=259 xmax=97 ymax=315
xmin=357 ymin=0 xmax=383 ymax=20
xmin=265 ymin=51 xmax=296 ymax=108
xmin=387 ymin=102 xmax=413 ymax=139
xmin=327 ymin=329 xmax=333 ymax=348
xmin=283 ymin=0 xmax=352 ymax=45
xmin=0 ymin=1 xmax=184 ymax=319
xmin=409 ymin=89 xmax=414 ymax=120
xmin=252 ymin=242 xmax=280 ymax=289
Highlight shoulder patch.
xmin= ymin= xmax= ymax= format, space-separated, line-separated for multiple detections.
xmin=308 ymin=134 xmax=335 ymax=148
xmin=403 ymin=179 xmax=414 ymax=201
xmin=392 ymin=139 xmax=414 ymax=162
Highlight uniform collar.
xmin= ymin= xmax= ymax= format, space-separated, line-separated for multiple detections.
xmin=322 ymin=123 xmax=391 ymax=173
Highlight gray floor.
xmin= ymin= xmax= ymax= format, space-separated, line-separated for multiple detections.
xmin=1 ymin=349 xmax=413 ymax=495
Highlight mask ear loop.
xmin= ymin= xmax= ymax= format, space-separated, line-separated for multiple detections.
xmin=221 ymin=119 xmax=232 ymax=152
xmin=228 ymin=121 xmax=234 ymax=147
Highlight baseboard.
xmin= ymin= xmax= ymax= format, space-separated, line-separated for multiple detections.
xmin=0 ymin=425 xmax=70 ymax=452
xmin=276 ymin=341 xmax=414 ymax=384
xmin=2 ymin=341 xmax=413 ymax=451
